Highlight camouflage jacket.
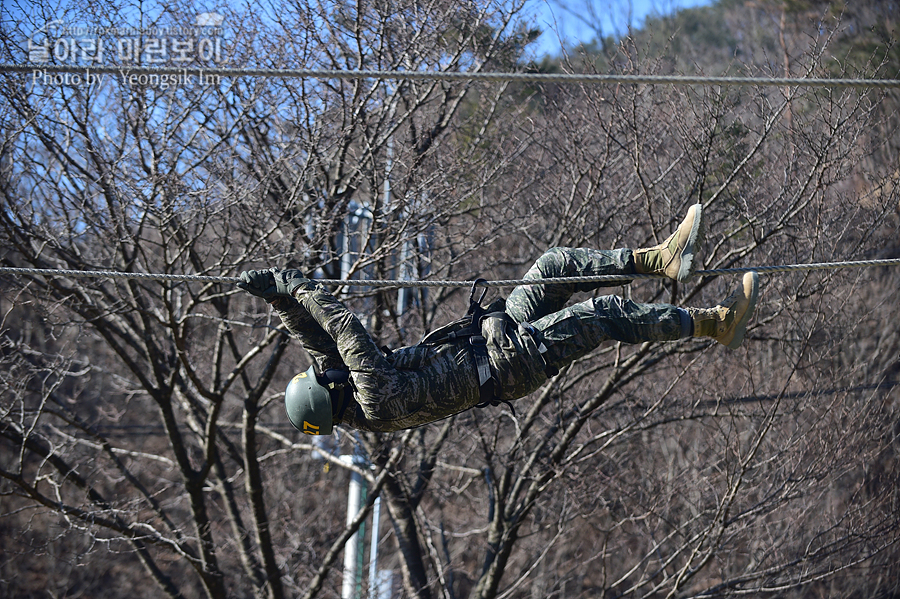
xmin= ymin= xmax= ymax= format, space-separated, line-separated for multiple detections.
xmin=270 ymin=283 xmax=547 ymax=432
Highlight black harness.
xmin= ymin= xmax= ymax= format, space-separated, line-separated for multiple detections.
xmin=419 ymin=280 xmax=512 ymax=412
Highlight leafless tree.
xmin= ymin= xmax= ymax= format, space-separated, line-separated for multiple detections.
xmin=0 ymin=0 xmax=538 ymax=597
xmin=1 ymin=1 xmax=898 ymax=599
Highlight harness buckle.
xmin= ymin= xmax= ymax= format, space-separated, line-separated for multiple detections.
xmin=467 ymin=279 xmax=488 ymax=315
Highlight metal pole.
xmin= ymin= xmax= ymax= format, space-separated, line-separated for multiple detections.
xmin=341 ymin=453 xmax=365 ymax=599
xmin=368 ymin=495 xmax=382 ymax=599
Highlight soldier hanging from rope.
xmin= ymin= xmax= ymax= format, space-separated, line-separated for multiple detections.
xmin=238 ymin=205 xmax=759 ymax=435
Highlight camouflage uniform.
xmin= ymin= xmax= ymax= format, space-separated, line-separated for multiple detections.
xmin=271 ymin=247 xmax=691 ymax=432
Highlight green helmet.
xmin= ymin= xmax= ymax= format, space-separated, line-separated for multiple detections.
xmin=285 ymin=366 xmax=334 ymax=435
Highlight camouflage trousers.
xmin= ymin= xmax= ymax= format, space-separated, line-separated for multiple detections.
xmin=273 ymin=247 xmax=690 ymax=432
xmin=506 ymin=247 xmax=690 ymax=375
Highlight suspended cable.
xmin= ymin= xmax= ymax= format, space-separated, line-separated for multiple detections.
xmin=7 ymin=64 xmax=900 ymax=88
xmin=2 ymin=258 xmax=899 ymax=289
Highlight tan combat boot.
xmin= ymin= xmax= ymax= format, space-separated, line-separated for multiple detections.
xmin=687 ymin=272 xmax=759 ymax=349
xmin=634 ymin=204 xmax=704 ymax=283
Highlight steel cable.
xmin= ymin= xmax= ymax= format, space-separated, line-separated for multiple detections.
xmin=7 ymin=64 xmax=900 ymax=88
xmin=2 ymin=258 xmax=899 ymax=289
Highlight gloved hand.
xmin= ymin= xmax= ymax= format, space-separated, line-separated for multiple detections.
xmin=238 ymin=268 xmax=279 ymax=301
xmin=238 ymin=268 xmax=310 ymax=301
xmin=272 ymin=268 xmax=311 ymax=296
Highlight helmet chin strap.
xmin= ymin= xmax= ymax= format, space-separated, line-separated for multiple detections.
xmin=331 ymin=385 xmax=353 ymax=423
xmin=321 ymin=368 xmax=352 ymax=424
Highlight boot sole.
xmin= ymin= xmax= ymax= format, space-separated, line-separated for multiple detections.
xmin=726 ymin=271 xmax=759 ymax=349
xmin=675 ymin=204 xmax=704 ymax=283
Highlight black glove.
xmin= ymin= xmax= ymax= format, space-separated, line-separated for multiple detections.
xmin=238 ymin=268 xmax=279 ymax=301
xmin=238 ymin=268 xmax=310 ymax=301
xmin=272 ymin=268 xmax=311 ymax=296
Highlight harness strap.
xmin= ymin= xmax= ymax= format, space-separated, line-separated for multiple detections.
xmin=419 ymin=280 xmax=506 ymax=410
xmin=471 ymin=312 xmax=517 ymax=416
xmin=518 ymin=321 xmax=559 ymax=378
xmin=468 ymin=335 xmax=495 ymax=403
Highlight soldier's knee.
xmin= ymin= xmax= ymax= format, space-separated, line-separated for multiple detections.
xmin=534 ymin=247 xmax=573 ymax=278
